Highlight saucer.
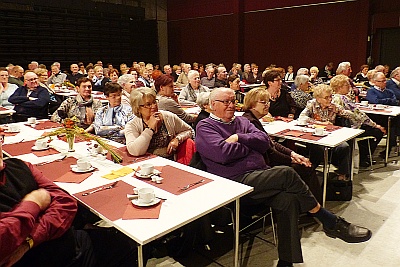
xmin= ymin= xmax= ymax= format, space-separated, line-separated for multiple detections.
xmin=4 ymin=130 xmax=20 ymax=133
xmin=71 ymin=165 xmax=95 ymax=173
xmin=313 ymin=132 xmax=328 ymax=137
xmin=32 ymin=145 xmax=50 ymax=151
xmin=131 ymin=198 xmax=161 ymax=207
xmin=135 ymin=170 xmax=161 ymax=179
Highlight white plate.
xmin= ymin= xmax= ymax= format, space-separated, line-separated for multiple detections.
xmin=4 ymin=130 xmax=20 ymax=133
xmin=71 ymin=166 xmax=96 ymax=173
xmin=131 ymin=198 xmax=161 ymax=207
xmin=32 ymin=145 xmax=50 ymax=151
xmin=135 ymin=170 xmax=161 ymax=179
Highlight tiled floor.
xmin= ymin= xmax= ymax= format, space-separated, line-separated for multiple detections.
xmin=147 ymin=149 xmax=400 ymax=267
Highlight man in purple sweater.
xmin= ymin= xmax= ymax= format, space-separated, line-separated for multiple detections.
xmin=195 ymin=88 xmax=372 ymax=267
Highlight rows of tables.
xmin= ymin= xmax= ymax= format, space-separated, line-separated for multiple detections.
xmin=1 ymin=120 xmax=252 ymax=267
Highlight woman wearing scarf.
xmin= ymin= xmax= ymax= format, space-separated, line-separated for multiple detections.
xmin=51 ymin=77 xmax=102 ymax=132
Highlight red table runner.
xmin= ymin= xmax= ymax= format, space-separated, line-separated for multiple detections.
xmin=26 ymin=121 xmax=62 ymax=130
xmin=134 ymin=165 xmax=213 ymax=195
xmin=106 ymin=146 xmax=157 ymax=165
xmin=74 ymin=181 xmax=162 ymax=220
xmin=35 ymin=156 xmax=94 ymax=183
xmin=2 ymin=140 xmax=60 ymax=157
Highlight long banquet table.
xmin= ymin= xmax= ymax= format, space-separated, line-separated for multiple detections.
xmin=1 ymin=120 xmax=253 ymax=267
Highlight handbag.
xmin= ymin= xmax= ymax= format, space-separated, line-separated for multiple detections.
xmin=326 ymin=179 xmax=352 ymax=201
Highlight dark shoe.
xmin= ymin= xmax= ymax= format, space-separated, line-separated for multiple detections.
xmin=324 ymin=217 xmax=372 ymax=243
xmin=359 ymin=161 xmax=370 ymax=168
xmin=277 ymin=259 xmax=293 ymax=267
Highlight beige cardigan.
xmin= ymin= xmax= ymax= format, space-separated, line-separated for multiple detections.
xmin=125 ymin=110 xmax=193 ymax=156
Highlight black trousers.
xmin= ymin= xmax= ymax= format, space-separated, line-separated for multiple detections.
xmin=239 ymin=166 xmax=318 ymax=263
xmin=358 ymin=125 xmax=384 ymax=161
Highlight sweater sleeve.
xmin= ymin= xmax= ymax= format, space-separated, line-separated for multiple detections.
xmin=125 ymin=118 xmax=154 ymax=156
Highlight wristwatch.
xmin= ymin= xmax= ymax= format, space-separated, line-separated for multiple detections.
xmin=26 ymin=236 xmax=34 ymax=249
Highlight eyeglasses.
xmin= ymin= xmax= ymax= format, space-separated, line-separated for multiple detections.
xmin=140 ymin=99 xmax=159 ymax=108
xmin=375 ymin=80 xmax=386 ymax=83
xmin=258 ymin=100 xmax=270 ymax=106
xmin=214 ymin=99 xmax=236 ymax=105
xmin=273 ymin=78 xmax=282 ymax=82
xmin=26 ymin=78 xmax=38 ymax=82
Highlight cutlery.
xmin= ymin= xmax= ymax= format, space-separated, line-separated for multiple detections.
xmin=180 ymin=179 xmax=205 ymax=191
xmin=82 ymin=181 xmax=119 ymax=196
xmin=36 ymin=155 xmax=67 ymax=166
xmin=127 ymin=194 xmax=167 ymax=201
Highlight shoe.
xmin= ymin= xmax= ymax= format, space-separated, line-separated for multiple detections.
xmin=277 ymin=260 xmax=293 ymax=267
xmin=359 ymin=161 xmax=370 ymax=168
xmin=324 ymin=217 xmax=372 ymax=243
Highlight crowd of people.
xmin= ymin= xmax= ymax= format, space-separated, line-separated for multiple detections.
xmin=2 ymin=58 xmax=399 ymax=266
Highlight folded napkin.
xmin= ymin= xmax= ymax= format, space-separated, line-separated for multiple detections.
xmin=36 ymin=156 xmax=93 ymax=183
xmin=106 ymin=146 xmax=156 ymax=165
xmin=2 ymin=140 xmax=59 ymax=157
xmin=102 ymin=166 xmax=134 ymax=180
xmin=74 ymin=181 xmax=162 ymax=221
xmin=137 ymin=165 xmax=213 ymax=195
xmin=284 ymin=130 xmax=304 ymax=137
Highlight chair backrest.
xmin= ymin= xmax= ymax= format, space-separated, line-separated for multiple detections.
xmin=176 ymin=138 xmax=196 ymax=165
xmin=189 ymin=151 xmax=207 ymax=171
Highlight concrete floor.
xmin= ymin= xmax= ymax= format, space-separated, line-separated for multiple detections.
xmin=147 ymin=147 xmax=400 ymax=267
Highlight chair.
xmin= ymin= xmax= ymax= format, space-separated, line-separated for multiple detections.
xmin=355 ymin=136 xmax=375 ymax=171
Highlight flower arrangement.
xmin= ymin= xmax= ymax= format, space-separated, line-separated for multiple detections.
xmin=39 ymin=117 xmax=123 ymax=163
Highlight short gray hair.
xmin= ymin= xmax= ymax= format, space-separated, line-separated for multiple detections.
xmin=336 ymin=62 xmax=351 ymax=75
xmin=209 ymin=87 xmax=233 ymax=110
xmin=118 ymin=74 xmax=135 ymax=87
xmin=297 ymin=68 xmax=309 ymax=76
xmin=187 ymin=70 xmax=199 ymax=80
xmin=129 ymin=87 xmax=156 ymax=117
xmin=196 ymin=92 xmax=211 ymax=110
xmin=390 ymin=67 xmax=400 ymax=79
xmin=294 ymin=75 xmax=309 ymax=88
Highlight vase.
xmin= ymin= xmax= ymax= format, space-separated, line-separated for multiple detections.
xmin=66 ymin=134 xmax=75 ymax=152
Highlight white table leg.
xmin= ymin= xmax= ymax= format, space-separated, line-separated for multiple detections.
xmin=351 ymin=139 xmax=355 ymax=180
xmin=385 ymin=116 xmax=392 ymax=166
xmin=138 ymin=244 xmax=144 ymax=267
xmin=234 ymin=198 xmax=240 ymax=267
xmin=322 ymin=147 xmax=328 ymax=207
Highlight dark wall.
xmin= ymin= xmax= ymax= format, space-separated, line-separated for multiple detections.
xmin=0 ymin=0 xmax=158 ymax=69
xmin=168 ymin=0 xmax=369 ymax=71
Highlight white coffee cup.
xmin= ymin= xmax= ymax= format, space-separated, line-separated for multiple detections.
xmin=35 ymin=139 xmax=48 ymax=149
xmin=314 ymin=128 xmax=325 ymax=135
xmin=361 ymin=100 xmax=368 ymax=106
xmin=8 ymin=124 xmax=20 ymax=132
xmin=140 ymin=163 xmax=154 ymax=175
xmin=27 ymin=117 xmax=36 ymax=124
xmin=376 ymin=104 xmax=385 ymax=109
xmin=77 ymin=159 xmax=91 ymax=171
xmin=138 ymin=188 xmax=155 ymax=203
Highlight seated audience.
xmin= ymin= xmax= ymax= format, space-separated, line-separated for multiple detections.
xmin=365 ymin=72 xmax=399 ymax=156
xmin=299 ymin=84 xmax=355 ymax=181
xmin=336 ymin=61 xmax=359 ymax=101
xmin=47 ymin=64 xmax=67 ymax=86
xmin=9 ymin=71 xmax=50 ymax=122
xmin=246 ymin=65 xmax=262 ymax=84
xmin=228 ymin=74 xmax=245 ymax=104
xmin=196 ymin=87 xmax=371 ymax=267
xmin=8 ymin=65 xmax=24 ymax=87
xmin=78 ymin=62 xmax=86 ymax=75
xmin=179 ymin=70 xmax=210 ymax=105
xmin=118 ymin=74 xmax=137 ymax=106
xmin=94 ymin=83 xmax=134 ymax=144
xmin=0 ymin=67 xmax=18 ymax=109
xmin=156 ymin=74 xmax=197 ymax=124
xmin=354 ymin=64 xmax=369 ymax=83
xmin=125 ymin=87 xmax=193 ymax=160
xmin=242 ymin=64 xmax=251 ymax=82
xmin=319 ymin=62 xmax=334 ymax=80
xmin=0 ymin=136 xmax=142 ymax=267
xmin=171 ymin=65 xmax=182 ymax=82
xmin=137 ymin=67 xmax=152 ymax=88
xmin=193 ymin=91 xmax=211 ymax=130
xmin=331 ymin=75 xmax=385 ymax=167
xmin=92 ymin=66 xmax=110 ymax=92
xmin=175 ymin=64 xmax=191 ymax=87
xmin=290 ymin=74 xmax=313 ymax=113
xmin=108 ymin=68 xmax=120 ymax=83
xmin=67 ymin=64 xmax=84 ymax=85
xmin=309 ymin=66 xmax=323 ymax=85
xmin=264 ymin=70 xmax=297 ymax=118
xmin=86 ymin=65 xmax=95 ymax=80
xmin=214 ymin=66 xmax=228 ymax=88
xmin=242 ymin=88 xmax=322 ymax=202
xmin=386 ymin=67 xmax=400 ymax=100
xmin=284 ymin=65 xmax=294 ymax=81
xmin=51 ymin=77 xmax=102 ymax=132
xmin=200 ymin=64 xmax=215 ymax=89
xmin=34 ymin=68 xmax=62 ymax=114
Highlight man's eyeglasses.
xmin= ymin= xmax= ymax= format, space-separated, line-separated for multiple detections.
xmin=375 ymin=80 xmax=386 ymax=83
xmin=273 ymin=78 xmax=282 ymax=82
xmin=214 ymin=99 xmax=236 ymax=105
xmin=26 ymin=78 xmax=38 ymax=82
xmin=140 ymin=99 xmax=159 ymax=108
